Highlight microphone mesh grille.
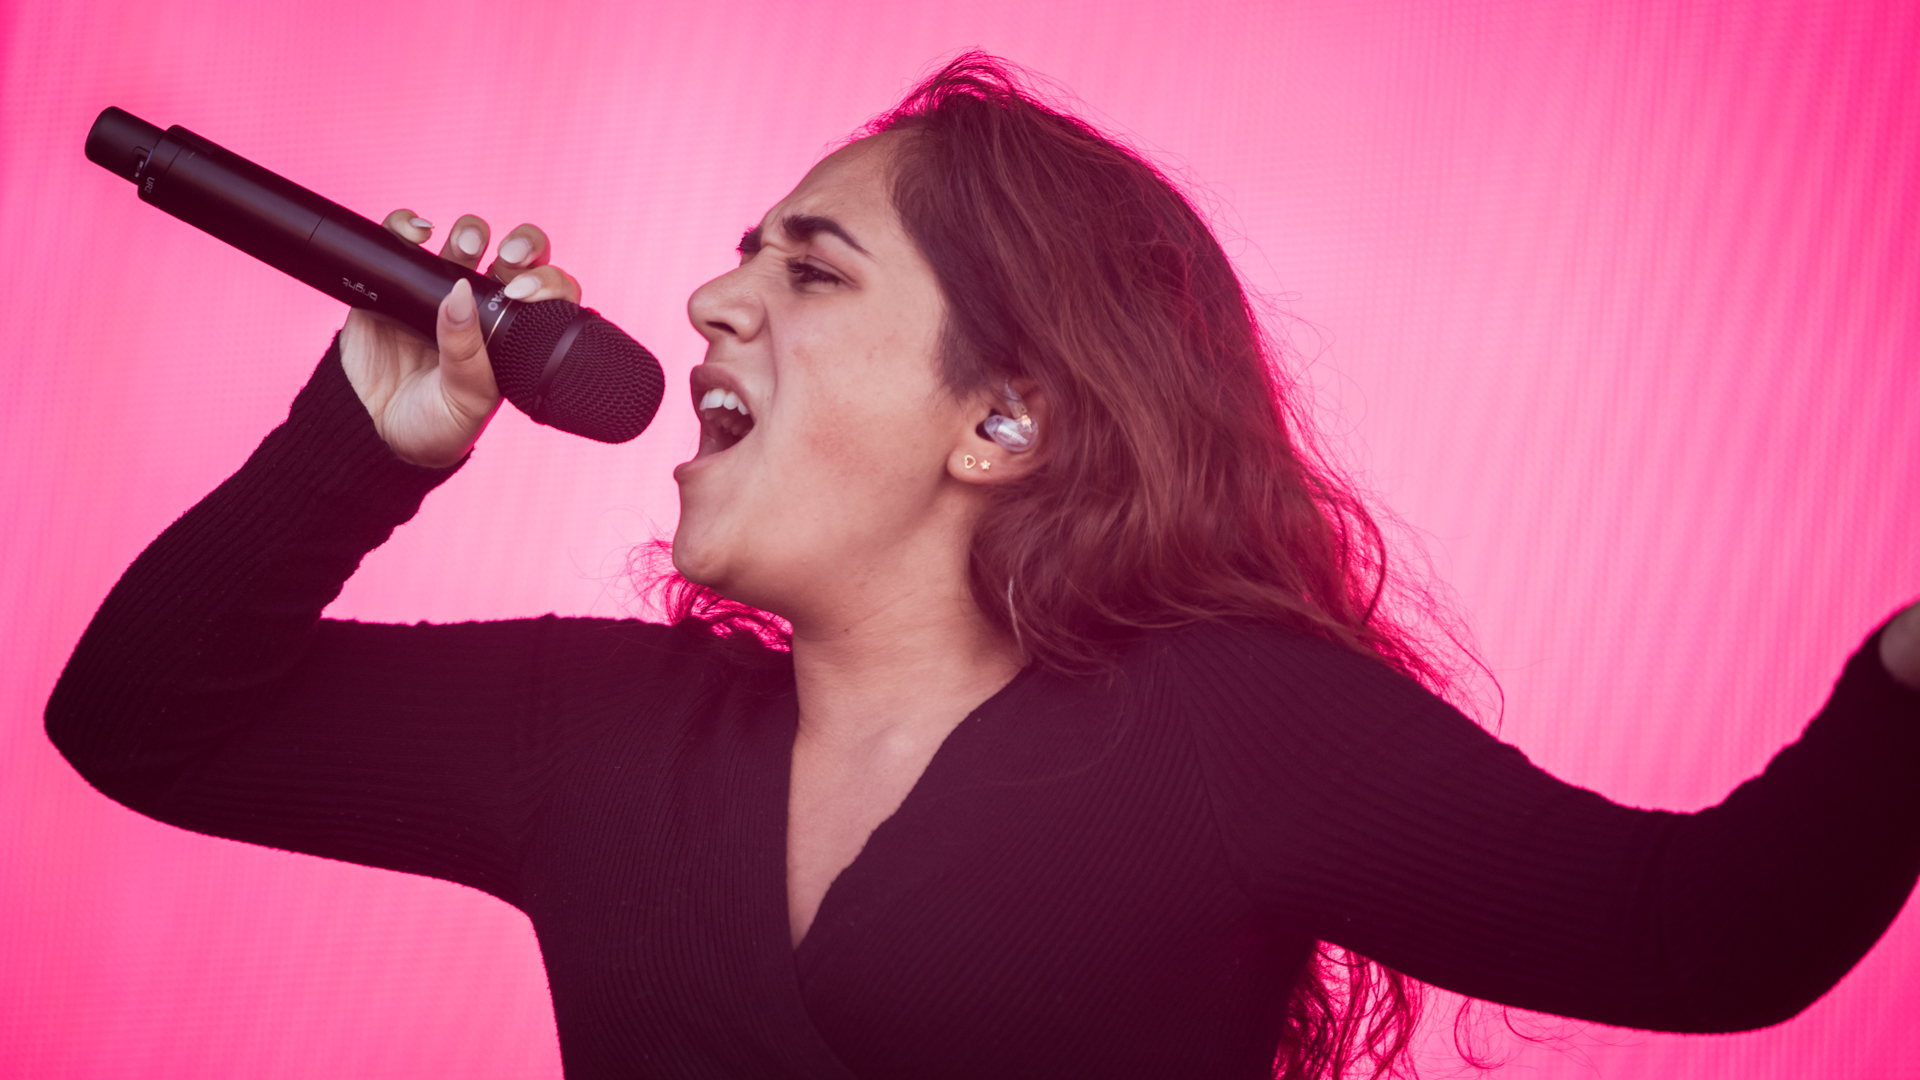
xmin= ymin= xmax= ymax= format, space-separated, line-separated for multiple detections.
xmin=489 ymin=299 xmax=664 ymax=443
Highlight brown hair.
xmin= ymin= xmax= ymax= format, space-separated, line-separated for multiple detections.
xmin=658 ymin=51 xmax=1488 ymax=1079
xmin=870 ymin=60 xmax=1453 ymax=695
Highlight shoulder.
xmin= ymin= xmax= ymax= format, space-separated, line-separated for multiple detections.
xmin=525 ymin=613 xmax=791 ymax=683
xmin=388 ymin=614 xmax=796 ymax=762
xmin=520 ymin=613 xmax=719 ymax=663
xmin=1140 ymin=619 xmax=1416 ymax=698
xmin=359 ymin=612 xmax=793 ymax=704
xmin=1135 ymin=619 xmax=1485 ymax=757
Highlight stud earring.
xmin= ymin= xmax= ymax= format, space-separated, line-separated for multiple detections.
xmin=963 ymin=454 xmax=977 ymax=469
xmin=980 ymin=379 xmax=1037 ymax=453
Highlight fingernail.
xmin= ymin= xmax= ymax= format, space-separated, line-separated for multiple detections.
xmin=498 ymin=236 xmax=531 ymax=264
xmin=408 ymin=216 xmax=434 ymax=230
xmin=456 ymin=227 xmax=483 ymax=256
xmin=504 ymin=274 xmax=540 ymax=300
xmin=446 ymin=278 xmax=476 ymax=326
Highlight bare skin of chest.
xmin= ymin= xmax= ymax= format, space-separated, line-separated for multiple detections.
xmin=786 ymin=724 xmax=955 ymax=948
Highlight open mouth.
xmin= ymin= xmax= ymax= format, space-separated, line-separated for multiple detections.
xmin=697 ymin=387 xmax=756 ymax=453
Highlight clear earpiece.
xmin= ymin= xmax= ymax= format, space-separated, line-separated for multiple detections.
xmin=982 ymin=380 xmax=1037 ymax=453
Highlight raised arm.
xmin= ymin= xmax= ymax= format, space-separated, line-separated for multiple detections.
xmin=1179 ymin=619 xmax=1920 ymax=1033
xmin=44 ymin=213 xmax=609 ymax=903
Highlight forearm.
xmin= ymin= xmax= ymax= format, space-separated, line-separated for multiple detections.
xmin=1185 ymin=622 xmax=1920 ymax=1033
xmin=1649 ymin=625 xmax=1920 ymax=1030
xmin=1368 ymin=628 xmax=1920 ymax=1031
xmin=44 ymin=338 xmax=458 ymax=805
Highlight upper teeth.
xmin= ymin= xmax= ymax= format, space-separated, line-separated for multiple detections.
xmin=699 ymin=388 xmax=750 ymax=416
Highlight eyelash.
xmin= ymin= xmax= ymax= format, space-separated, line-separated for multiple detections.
xmin=735 ymin=229 xmax=842 ymax=287
xmin=784 ymin=259 xmax=842 ymax=287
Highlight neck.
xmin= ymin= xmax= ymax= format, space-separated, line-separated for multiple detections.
xmin=786 ymin=539 xmax=1023 ymax=748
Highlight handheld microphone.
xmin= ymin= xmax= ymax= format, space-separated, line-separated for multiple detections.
xmin=85 ymin=107 xmax=663 ymax=444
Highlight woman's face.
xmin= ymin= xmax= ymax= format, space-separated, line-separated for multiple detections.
xmin=675 ymin=135 xmax=987 ymax=623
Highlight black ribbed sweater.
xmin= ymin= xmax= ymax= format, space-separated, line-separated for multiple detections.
xmin=46 ymin=345 xmax=1920 ymax=1079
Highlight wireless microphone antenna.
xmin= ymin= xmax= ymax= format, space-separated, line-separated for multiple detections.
xmin=85 ymin=106 xmax=663 ymax=444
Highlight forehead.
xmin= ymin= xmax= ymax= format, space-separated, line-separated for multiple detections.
xmin=764 ymin=135 xmax=901 ymax=237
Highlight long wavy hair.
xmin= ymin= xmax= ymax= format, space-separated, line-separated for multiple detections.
xmin=652 ymin=52 xmax=1489 ymax=1080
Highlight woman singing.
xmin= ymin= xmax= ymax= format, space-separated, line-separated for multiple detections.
xmin=47 ymin=54 xmax=1920 ymax=1079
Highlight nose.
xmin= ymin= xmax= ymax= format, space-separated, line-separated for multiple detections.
xmin=687 ymin=264 xmax=765 ymax=345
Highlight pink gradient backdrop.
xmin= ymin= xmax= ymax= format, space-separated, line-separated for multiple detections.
xmin=4 ymin=0 xmax=1916 ymax=1075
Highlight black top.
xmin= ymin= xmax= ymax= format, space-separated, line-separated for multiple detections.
xmin=46 ymin=344 xmax=1920 ymax=1079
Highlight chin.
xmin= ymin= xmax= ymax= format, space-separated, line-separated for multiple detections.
xmin=670 ymin=529 xmax=795 ymax=622
xmin=668 ymin=525 xmax=723 ymax=587
xmin=669 ymin=513 xmax=757 ymax=595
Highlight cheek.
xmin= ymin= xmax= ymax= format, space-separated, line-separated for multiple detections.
xmin=676 ymin=294 xmax=953 ymax=591
xmin=786 ymin=334 xmax=950 ymax=488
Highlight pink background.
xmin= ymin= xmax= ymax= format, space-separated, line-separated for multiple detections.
xmin=4 ymin=0 xmax=1917 ymax=1075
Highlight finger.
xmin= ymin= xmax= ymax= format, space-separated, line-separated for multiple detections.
xmin=436 ymin=278 xmax=502 ymax=419
xmin=382 ymin=208 xmax=435 ymax=245
xmin=1880 ymin=600 xmax=1920 ymax=690
xmin=439 ymin=215 xmax=491 ymax=270
xmin=500 ymin=264 xmax=583 ymax=307
xmin=487 ymin=223 xmax=551 ymax=282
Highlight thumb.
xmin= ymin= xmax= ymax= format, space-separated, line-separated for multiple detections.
xmin=436 ymin=278 xmax=502 ymax=418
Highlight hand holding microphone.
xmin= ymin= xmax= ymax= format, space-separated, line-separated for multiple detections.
xmin=342 ymin=214 xmax=578 ymax=467
xmin=85 ymin=107 xmax=664 ymax=456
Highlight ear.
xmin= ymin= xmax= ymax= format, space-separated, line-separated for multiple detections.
xmin=946 ymin=378 xmax=1049 ymax=485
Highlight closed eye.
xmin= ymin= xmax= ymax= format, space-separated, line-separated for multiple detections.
xmin=786 ymin=259 xmax=843 ymax=288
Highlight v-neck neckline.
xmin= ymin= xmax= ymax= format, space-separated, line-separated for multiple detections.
xmin=782 ymin=662 xmax=1039 ymax=963
xmin=728 ymin=660 xmax=1041 ymax=1078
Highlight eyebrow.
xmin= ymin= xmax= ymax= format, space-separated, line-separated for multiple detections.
xmin=736 ymin=214 xmax=871 ymax=258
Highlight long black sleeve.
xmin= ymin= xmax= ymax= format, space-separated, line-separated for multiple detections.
xmin=43 ymin=340 xmax=1920 ymax=1076
xmin=1177 ymin=621 xmax=1920 ymax=1032
xmin=42 ymin=341 xmax=676 ymax=905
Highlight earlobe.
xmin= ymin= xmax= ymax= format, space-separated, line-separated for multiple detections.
xmin=950 ymin=449 xmax=988 ymax=483
xmin=949 ymin=448 xmax=1004 ymax=483
xmin=950 ymin=379 xmax=1045 ymax=485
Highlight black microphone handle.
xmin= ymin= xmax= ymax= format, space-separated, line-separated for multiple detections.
xmin=85 ymin=107 xmax=663 ymax=443
xmin=91 ymin=109 xmax=521 ymax=349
